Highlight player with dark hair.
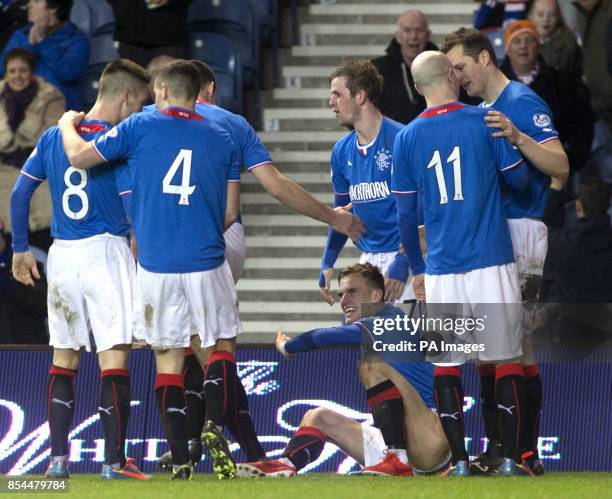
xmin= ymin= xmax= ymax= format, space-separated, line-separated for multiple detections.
xmin=442 ymin=26 xmax=569 ymax=475
xmin=10 ymin=59 xmax=151 ymax=480
xmin=320 ymin=59 xmax=414 ymax=306
xmin=237 ymin=263 xmax=450 ymax=478
xmin=392 ymin=51 xmax=532 ymax=476
xmin=145 ymin=59 xmax=367 ymax=472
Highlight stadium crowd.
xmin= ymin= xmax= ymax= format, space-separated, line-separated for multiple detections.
xmin=0 ymin=0 xmax=611 ymax=482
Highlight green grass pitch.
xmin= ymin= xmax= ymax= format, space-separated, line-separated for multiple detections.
xmin=10 ymin=473 xmax=611 ymax=499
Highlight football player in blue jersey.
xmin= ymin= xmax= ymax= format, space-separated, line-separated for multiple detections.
xmin=145 ymin=60 xmax=367 ymax=470
xmin=442 ymin=27 xmax=569 ymax=475
xmin=392 ymin=51 xmax=533 ymax=476
xmin=236 ymin=263 xmax=450 ymax=478
xmin=57 ymin=61 xmax=364 ymax=481
xmin=10 ymin=60 xmax=151 ymax=481
xmin=320 ymin=60 xmax=415 ymax=306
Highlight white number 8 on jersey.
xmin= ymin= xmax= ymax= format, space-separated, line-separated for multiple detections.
xmin=62 ymin=166 xmax=89 ymax=220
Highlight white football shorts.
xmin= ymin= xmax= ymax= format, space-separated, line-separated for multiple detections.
xmin=47 ymin=233 xmax=138 ymax=353
xmin=360 ymin=251 xmax=416 ymax=302
xmin=137 ymin=260 xmax=241 ymax=349
xmin=425 ymin=263 xmax=523 ymax=363
xmin=224 ymin=221 xmax=246 ymax=284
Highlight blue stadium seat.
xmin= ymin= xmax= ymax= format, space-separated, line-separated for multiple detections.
xmin=190 ymin=32 xmax=243 ymax=114
xmin=88 ymin=33 xmax=119 ymax=67
xmin=485 ymin=30 xmax=506 ymax=63
xmin=80 ymin=67 xmax=102 ymax=110
xmin=250 ymin=0 xmax=279 ymax=86
xmin=187 ymin=0 xmax=258 ymax=87
xmin=71 ymin=0 xmax=115 ymax=36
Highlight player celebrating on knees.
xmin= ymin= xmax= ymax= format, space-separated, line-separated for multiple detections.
xmin=10 ymin=60 xmax=151 ymax=480
xmin=392 ymin=51 xmax=532 ymax=476
xmin=442 ymin=26 xmax=569 ymax=475
xmin=237 ymin=263 xmax=451 ymax=477
xmin=320 ymin=60 xmax=414 ymax=305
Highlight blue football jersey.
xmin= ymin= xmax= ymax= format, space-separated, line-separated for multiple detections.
xmin=482 ymin=81 xmax=558 ymax=219
xmin=331 ymin=117 xmax=403 ymax=253
xmin=144 ymin=101 xmax=272 ymax=172
xmin=392 ymin=103 xmax=522 ymax=275
xmin=21 ymin=120 xmax=131 ymax=240
xmin=357 ymin=303 xmax=434 ymax=408
xmin=93 ymin=107 xmax=240 ymax=273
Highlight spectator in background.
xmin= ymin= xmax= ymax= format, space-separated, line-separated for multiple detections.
xmin=501 ymin=20 xmax=594 ymax=171
xmin=107 ymin=0 xmax=193 ymax=69
xmin=526 ymin=0 xmax=582 ymax=79
xmin=0 ymin=0 xmax=89 ymax=110
xmin=474 ymin=0 xmax=526 ymax=30
xmin=574 ymin=0 xmax=612 ymax=183
xmin=0 ymin=218 xmax=48 ymax=345
xmin=0 ymin=0 xmax=28 ymax=52
xmin=0 ymin=48 xmax=63 ymax=247
xmin=371 ymin=10 xmax=437 ymax=124
xmin=540 ymin=177 xmax=612 ymax=344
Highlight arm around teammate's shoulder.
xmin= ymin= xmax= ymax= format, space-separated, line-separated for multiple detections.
xmin=58 ymin=111 xmax=101 ymax=169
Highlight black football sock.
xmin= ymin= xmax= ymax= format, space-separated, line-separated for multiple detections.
xmin=478 ymin=363 xmax=502 ymax=457
xmin=155 ymin=373 xmax=190 ymax=466
xmin=495 ymin=363 xmax=527 ymax=461
xmin=99 ymin=369 xmax=130 ymax=466
xmin=434 ymin=366 xmax=468 ymax=465
xmin=203 ymin=350 xmax=236 ymax=428
xmin=281 ymin=426 xmax=325 ymax=470
xmin=226 ymin=372 xmax=266 ymax=461
xmin=183 ymin=350 xmax=206 ymax=442
xmin=48 ymin=365 xmax=77 ymax=458
xmin=366 ymin=380 xmax=406 ymax=450
xmin=521 ymin=364 xmax=542 ymax=457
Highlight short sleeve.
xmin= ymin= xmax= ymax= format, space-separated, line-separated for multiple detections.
xmin=391 ymin=129 xmax=417 ymax=193
xmin=228 ymin=145 xmax=240 ymax=182
xmin=21 ymin=133 xmax=48 ymax=182
xmin=113 ymin=162 xmax=132 ymax=195
xmin=239 ymin=116 xmax=273 ymax=171
xmin=492 ymin=136 xmax=524 ymax=173
xmin=93 ymin=115 xmax=135 ymax=163
xmin=330 ymin=144 xmax=349 ymax=195
xmin=510 ymin=94 xmax=558 ymax=145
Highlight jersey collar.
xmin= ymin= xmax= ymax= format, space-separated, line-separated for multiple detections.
xmin=158 ymin=107 xmax=203 ymax=120
xmin=77 ymin=120 xmax=112 ymax=135
xmin=419 ymin=102 xmax=464 ymax=118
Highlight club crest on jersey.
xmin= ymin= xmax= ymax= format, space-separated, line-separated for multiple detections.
xmin=533 ymin=113 xmax=551 ymax=128
xmin=375 ymin=149 xmax=391 ymax=171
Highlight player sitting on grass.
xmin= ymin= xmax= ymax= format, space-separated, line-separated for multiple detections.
xmin=237 ymin=263 xmax=450 ymax=477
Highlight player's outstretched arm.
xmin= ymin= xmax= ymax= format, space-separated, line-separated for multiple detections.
xmin=58 ymin=111 xmax=104 ymax=169
xmin=252 ymin=163 xmax=365 ymax=241
xmin=485 ymin=110 xmax=569 ymax=182
xmin=276 ymin=324 xmax=363 ymax=359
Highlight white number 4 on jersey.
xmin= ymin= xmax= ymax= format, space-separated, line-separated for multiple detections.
xmin=162 ymin=149 xmax=196 ymax=205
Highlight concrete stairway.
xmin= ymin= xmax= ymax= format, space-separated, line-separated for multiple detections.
xmin=238 ymin=0 xmax=475 ymax=343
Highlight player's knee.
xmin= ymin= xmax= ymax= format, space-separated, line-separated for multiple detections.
xmin=97 ymin=345 xmax=130 ymax=371
xmin=358 ymin=359 xmax=387 ymax=388
xmin=300 ymin=407 xmax=330 ymax=429
xmin=52 ymin=348 xmax=80 ymax=370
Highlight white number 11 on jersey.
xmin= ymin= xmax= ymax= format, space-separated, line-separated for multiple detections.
xmin=427 ymin=146 xmax=464 ymax=204
xmin=162 ymin=149 xmax=196 ymax=205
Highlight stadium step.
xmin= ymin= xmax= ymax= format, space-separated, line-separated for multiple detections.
xmin=239 ymin=0 xmax=473 ymax=342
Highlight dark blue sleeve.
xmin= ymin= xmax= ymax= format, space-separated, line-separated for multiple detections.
xmin=10 ymin=175 xmax=41 ymax=252
xmin=319 ymin=192 xmax=350 ymax=279
xmin=284 ymin=324 xmax=362 ymax=353
xmin=395 ymin=192 xmax=425 ymax=275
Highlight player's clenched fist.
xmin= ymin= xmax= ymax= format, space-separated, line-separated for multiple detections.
xmin=275 ymin=331 xmax=292 ymax=359
xmin=319 ymin=267 xmax=335 ymax=305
